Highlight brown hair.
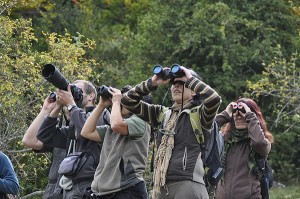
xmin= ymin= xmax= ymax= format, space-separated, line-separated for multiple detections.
xmin=223 ymin=98 xmax=274 ymax=143
xmin=73 ymin=80 xmax=97 ymax=104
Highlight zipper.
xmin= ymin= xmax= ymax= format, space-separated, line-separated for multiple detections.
xmin=183 ymin=146 xmax=187 ymax=171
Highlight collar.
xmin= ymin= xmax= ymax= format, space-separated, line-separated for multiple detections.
xmin=85 ymin=106 xmax=95 ymax=113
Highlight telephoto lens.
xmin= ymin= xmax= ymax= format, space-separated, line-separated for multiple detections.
xmin=153 ymin=65 xmax=172 ymax=80
xmin=98 ymin=85 xmax=112 ymax=99
xmin=171 ymin=64 xmax=185 ymax=78
xmin=42 ymin=64 xmax=69 ymax=91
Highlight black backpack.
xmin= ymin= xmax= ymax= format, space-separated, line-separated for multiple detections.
xmin=202 ymin=121 xmax=224 ymax=186
xmin=255 ymin=154 xmax=274 ymax=199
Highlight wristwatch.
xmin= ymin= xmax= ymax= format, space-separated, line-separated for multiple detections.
xmin=67 ymin=104 xmax=77 ymax=112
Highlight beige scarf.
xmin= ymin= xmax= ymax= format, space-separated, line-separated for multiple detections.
xmin=153 ymin=101 xmax=193 ymax=199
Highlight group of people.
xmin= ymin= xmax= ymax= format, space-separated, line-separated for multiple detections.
xmin=1 ymin=64 xmax=274 ymax=199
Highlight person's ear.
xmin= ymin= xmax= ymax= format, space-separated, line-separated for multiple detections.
xmin=88 ymin=92 xmax=96 ymax=102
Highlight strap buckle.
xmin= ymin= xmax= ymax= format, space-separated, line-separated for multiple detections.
xmin=159 ymin=129 xmax=175 ymax=136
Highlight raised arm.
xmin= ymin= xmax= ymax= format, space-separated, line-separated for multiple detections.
xmin=23 ymin=96 xmax=56 ymax=150
xmin=185 ymin=76 xmax=221 ymax=131
xmin=81 ymin=96 xmax=111 ymax=142
xmin=109 ymin=88 xmax=129 ymax=135
xmin=121 ymin=79 xmax=165 ymax=127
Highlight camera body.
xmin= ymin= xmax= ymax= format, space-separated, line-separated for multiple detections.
xmin=42 ymin=64 xmax=83 ymax=103
xmin=97 ymin=85 xmax=112 ymax=99
xmin=153 ymin=64 xmax=185 ymax=81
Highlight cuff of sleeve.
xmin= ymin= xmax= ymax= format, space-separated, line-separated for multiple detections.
xmin=46 ymin=115 xmax=59 ymax=121
xmin=245 ymin=112 xmax=257 ymax=122
xmin=222 ymin=110 xmax=231 ymax=120
xmin=146 ymin=78 xmax=158 ymax=91
xmin=185 ymin=76 xmax=198 ymax=89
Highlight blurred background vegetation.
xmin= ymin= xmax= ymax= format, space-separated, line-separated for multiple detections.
xmin=0 ymin=0 xmax=299 ymax=198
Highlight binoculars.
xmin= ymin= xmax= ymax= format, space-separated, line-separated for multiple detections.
xmin=97 ymin=85 xmax=112 ymax=99
xmin=232 ymin=103 xmax=246 ymax=114
xmin=41 ymin=64 xmax=83 ymax=103
xmin=153 ymin=64 xmax=185 ymax=80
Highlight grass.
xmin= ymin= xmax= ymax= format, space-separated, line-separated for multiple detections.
xmin=269 ymin=185 xmax=300 ymax=199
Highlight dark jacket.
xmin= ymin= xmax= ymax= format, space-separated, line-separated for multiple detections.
xmin=34 ymin=146 xmax=65 ymax=199
xmin=37 ymin=106 xmax=110 ymax=183
xmin=215 ymin=111 xmax=271 ymax=199
xmin=121 ymin=77 xmax=221 ymax=184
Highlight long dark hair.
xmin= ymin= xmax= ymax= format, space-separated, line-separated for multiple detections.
xmin=223 ymin=98 xmax=274 ymax=143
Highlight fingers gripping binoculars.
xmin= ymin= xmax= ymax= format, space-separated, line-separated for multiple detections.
xmin=153 ymin=64 xmax=185 ymax=81
xmin=97 ymin=85 xmax=131 ymax=99
xmin=41 ymin=64 xmax=83 ymax=103
xmin=97 ymin=85 xmax=112 ymax=99
xmin=232 ymin=103 xmax=246 ymax=114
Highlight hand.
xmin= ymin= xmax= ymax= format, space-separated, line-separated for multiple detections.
xmin=172 ymin=66 xmax=193 ymax=83
xmin=237 ymin=102 xmax=251 ymax=117
xmin=56 ymin=85 xmax=76 ymax=106
xmin=42 ymin=96 xmax=57 ymax=112
xmin=225 ymin=102 xmax=236 ymax=116
xmin=98 ymin=95 xmax=112 ymax=108
xmin=108 ymin=87 xmax=122 ymax=104
xmin=151 ymin=72 xmax=171 ymax=87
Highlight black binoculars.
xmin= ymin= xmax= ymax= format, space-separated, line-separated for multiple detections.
xmin=232 ymin=103 xmax=246 ymax=114
xmin=153 ymin=64 xmax=185 ymax=80
xmin=41 ymin=64 xmax=83 ymax=103
xmin=97 ymin=85 xmax=112 ymax=99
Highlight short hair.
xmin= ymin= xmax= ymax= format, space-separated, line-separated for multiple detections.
xmin=73 ymin=80 xmax=97 ymax=103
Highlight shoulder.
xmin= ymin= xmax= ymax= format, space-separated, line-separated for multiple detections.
xmin=126 ymin=115 xmax=146 ymax=125
xmin=0 ymin=152 xmax=12 ymax=165
xmin=126 ymin=115 xmax=150 ymax=135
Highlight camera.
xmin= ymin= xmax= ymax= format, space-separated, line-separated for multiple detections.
xmin=42 ymin=64 xmax=83 ymax=103
xmin=97 ymin=85 xmax=112 ymax=99
xmin=153 ymin=64 xmax=185 ymax=80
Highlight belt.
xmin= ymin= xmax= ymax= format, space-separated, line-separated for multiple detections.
xmin=91 ymin=193 xmax=116 ymax=199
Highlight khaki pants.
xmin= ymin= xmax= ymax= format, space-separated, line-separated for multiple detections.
xmin=157 ymin=180 xmax=208 ymax=199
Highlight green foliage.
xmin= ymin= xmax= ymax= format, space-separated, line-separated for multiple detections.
xmin=0 ymin=14 xmax=102 ymax=196
xmin=269 ymin=130 xmax=300 ymax=183
xmin=128 ymin=0 xmax=300 ymax=107
xmin=247 ymin=45 xmax=300 ymax=129
xmin=247 ymin=45 xmax=300 ymax=183
xmin=1 ymin=0 xmax=300 ymax=195
xmin=270 ymin=185 xmax=300 ymax=199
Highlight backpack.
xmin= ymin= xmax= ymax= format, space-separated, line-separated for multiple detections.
xmin=255 ymin=154 xmax=274 ymax=199
xmin=158 ymin=105 xmax=224 ymax=186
